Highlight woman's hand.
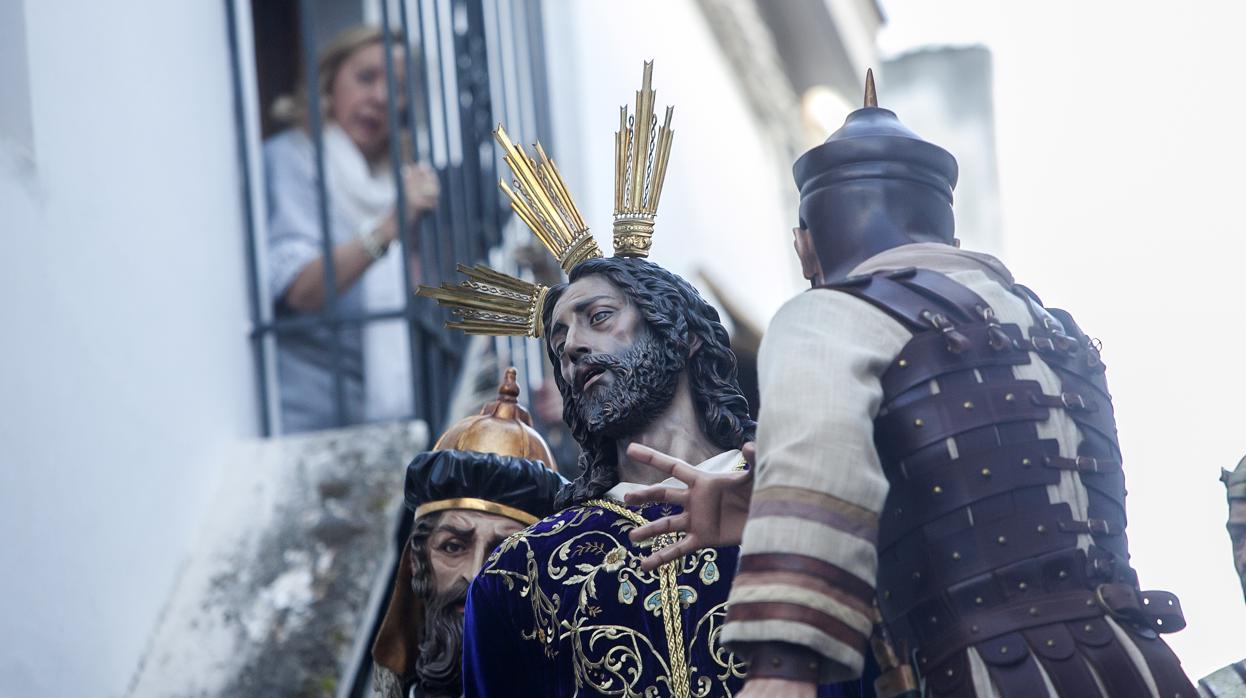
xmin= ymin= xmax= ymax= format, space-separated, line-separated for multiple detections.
xmin=378 ymin=163 xmax=441 ymax=244
xmin=401 ymin=162 xmax=440 ymax=219
xmin=623 ymin=441 xmax=757 ymax=571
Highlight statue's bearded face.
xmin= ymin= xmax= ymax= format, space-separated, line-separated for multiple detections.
xmin=547 ymin=274 xmax=684 ymax=439
xmin=412 ymin=510 xmax=524 ymax=695
xmin=1229 ymin=500 xmax=1246 ymax=604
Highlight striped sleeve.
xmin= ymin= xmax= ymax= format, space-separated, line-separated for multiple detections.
xmin=722 ymin=289 xmax=911 ymax=683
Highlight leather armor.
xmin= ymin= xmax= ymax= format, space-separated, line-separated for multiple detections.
xmin=823 ymin=268 xmax=1195 ymax=697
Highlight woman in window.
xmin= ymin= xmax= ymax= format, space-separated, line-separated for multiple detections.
xmin=264 ymin=25 xmax=438 ymax=433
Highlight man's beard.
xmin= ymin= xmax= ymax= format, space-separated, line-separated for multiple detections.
xmin=414 ymin=578 xmax=469 ymax=696
xmin=568 ymin=333 xmax=684 ymax=439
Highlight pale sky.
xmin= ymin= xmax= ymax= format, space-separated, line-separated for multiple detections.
xmin=878 ymin=0 xmax=1246 ymax=678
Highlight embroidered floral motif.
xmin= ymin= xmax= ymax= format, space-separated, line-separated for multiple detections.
xmin=479 ymin=501 xmax=744 ymax=697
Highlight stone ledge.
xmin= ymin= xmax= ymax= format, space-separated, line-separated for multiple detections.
xmin=128 ymin=420 xmax=428 ymax=698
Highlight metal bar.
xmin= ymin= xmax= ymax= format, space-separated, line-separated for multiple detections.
xmin=398 ymin=0 xmax=433 ymax=426
xmin=456 ymin=0 xmax=489 ymax=264
xmin=225 ymin=0 xmax=273 ymax=437
xmin=378 ymin=1 xmax=423 ymax=427
xmin=429 ymin=0 xmax=472 ymax=430
xmin=412 ymin=0 xmax=452 ymax=428
xmin=524 ymin=0 xmax=553 ymax=147
xmin=525 ymin=0 xmax=552 ymax=391
xmin=297 ymin=0 xmax=348 ymax=427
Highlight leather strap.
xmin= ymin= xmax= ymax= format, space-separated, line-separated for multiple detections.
xmin=881 ymin=323 xmax=1030 ymax=397
xmin=911 ymin=583 xmax=1185 ymax=671
xmin=895 ymin=269 xmax=995 ymax=324
xmin=1044 ymin=454 xmax=1122 ymax=475
xmin=742 ymin=642 xmax=822 ymax=683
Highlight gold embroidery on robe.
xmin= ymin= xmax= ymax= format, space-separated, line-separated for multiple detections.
xmin=482 ymin=502 xmax=746 ymax=697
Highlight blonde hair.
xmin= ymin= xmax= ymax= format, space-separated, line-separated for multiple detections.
xmin=271 ymin=25 xmax=409 ymax=161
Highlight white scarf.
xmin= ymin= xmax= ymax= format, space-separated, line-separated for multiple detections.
xmin=323 ymin=123 xmax=413 ymax=423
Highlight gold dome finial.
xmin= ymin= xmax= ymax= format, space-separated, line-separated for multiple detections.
xmin=864 ymin=68 xmax=877 ymax=108
xmin=432 ymin=368 xmax=559 ymax=471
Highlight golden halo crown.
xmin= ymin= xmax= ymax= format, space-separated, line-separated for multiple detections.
xmin=418 ymin=61 xmax=675 ymax=338
xmin=613 ymin=61 xmax=674 ymax=258
xmin=494 ymin=126 xmax=602 ymax=273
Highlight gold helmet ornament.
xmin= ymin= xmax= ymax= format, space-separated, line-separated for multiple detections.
xmin=417 ymin=61 xmax=675 ymax=337
xmin=432 ymin=367 xmax=558 ymax=471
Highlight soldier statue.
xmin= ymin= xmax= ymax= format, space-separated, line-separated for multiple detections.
xmin=624 ymin=71 xmax=1199 ymax=698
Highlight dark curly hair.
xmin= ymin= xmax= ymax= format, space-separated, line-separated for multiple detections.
xmin=543 ymin=257 xmax=755 ymax=507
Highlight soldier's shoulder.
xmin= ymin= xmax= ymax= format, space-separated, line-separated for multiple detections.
xmin=1198 ymin=658 xmax=1246 ymax=697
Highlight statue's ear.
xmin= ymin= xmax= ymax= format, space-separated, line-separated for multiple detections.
xmin=688 ymin=332 xmax=704 ymax=356
xmin=792 ymin=226 xmax=824 ymax=286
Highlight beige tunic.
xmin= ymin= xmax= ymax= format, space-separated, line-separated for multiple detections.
xmin=721 ymin=243 xmax=1162 ymax=696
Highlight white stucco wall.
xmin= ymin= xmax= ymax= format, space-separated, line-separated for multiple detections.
xmin=0 ymin=2 xmax=257 ymax=696
xmin=541 ymin=0 xmax=808 ymax=327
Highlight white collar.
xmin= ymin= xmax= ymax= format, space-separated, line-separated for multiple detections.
xmin=603 ymin=449 xmax=743 ymax=502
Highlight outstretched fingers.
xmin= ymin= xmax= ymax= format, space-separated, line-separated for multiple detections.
xmin=639 ymin=534 xmax=700 ymax=572
xmin=628 ymin=512 xmax=689 ymax=543
xmin=624 ymin=485 xmax=689 ymax=508
xmin=626 ymin=442 xmax=700 ymax=485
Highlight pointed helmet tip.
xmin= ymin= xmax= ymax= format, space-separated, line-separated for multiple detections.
xmin=864 ymin=68 xmax=878 ymax=108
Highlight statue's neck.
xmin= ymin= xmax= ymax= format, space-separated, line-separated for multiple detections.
xmin=614 ymin=375 xmax=719 ymax=486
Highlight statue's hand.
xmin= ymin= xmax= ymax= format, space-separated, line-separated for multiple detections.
xmin=624 ymin=442 xmax=756 ymax=571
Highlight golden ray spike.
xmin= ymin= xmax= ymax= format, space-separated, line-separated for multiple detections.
xmin=612 ymin=60 xmax=673 ymax=258
xmin=417 ymin=265 xmax=550 ymax=337
xmin=864 ymin=68 xmax=877 ymax=108
xmin=648 ymin=106 xmax=675 ymax=213
xmin=498 ymin=130 xmax=561 ymax=238
xmin=615 ymin=106 xmax=627 ymax=212
xmin=536 ymin=143 xmax=585 ymax=232
xmin=492 ymin=125 xmax=600 ymax=271
xmin=499 ymin=179 xmax=558 ymax=252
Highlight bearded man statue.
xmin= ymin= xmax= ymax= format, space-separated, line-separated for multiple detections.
xmin=371 ymin=369 xmax=565 ymax=698
xmin=420 ymin=63 xmax=867 ymax=698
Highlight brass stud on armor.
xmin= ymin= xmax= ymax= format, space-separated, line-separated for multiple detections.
xmin=971 ymin=625 xmax=980 ymax=633
xmin=1000 ymin=646 xmax=1009 ymax=655
xmin=1018 ymin=582 xmax=1028 ymax=591
xmin=1029 ymin=606 xmax=1039 ymax=617
xmin=1022 ymin=458 xmax=1032 ymax=467
xmin=997 ymin=535 xmax=1008 ymax=545
xmin=898 ymin=358 xmax=908 ymax=367
xmin=883 ymin=590 xmax=891 ymax=599
xmin=929 ymin=616 xmax=938 ymax=624
xmin=975 ymin=596 xmax=984 ymax=606
xmin=912 ymin=572 xmax=922 ymax=581
xmin=946 ymin=668 xmax=955 ymax=677
xmin=952 ymin=551 xmax=961 ymax=560
xmin=963 ymin=401 xmax=974 ymax=410
xmin=933 ymin=485 xmax=943 ymax=494
xmin=1058 ymin=570 xmax=1068 ymax=579
xmin=1084 ymin=623 xmax=1093 ymax=632
xmin=981 ymin=468 xmax=992 ymax=477
xmin=914 ymin=418 xmax=925 ymax=428
xmin=1046 ymin=639 xmax=1056 ymax=648
xmin=1037 ymin=524 xmax=1047 ymax=534
xmin=1005 ymin=393 xmax=1016 ymax=402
